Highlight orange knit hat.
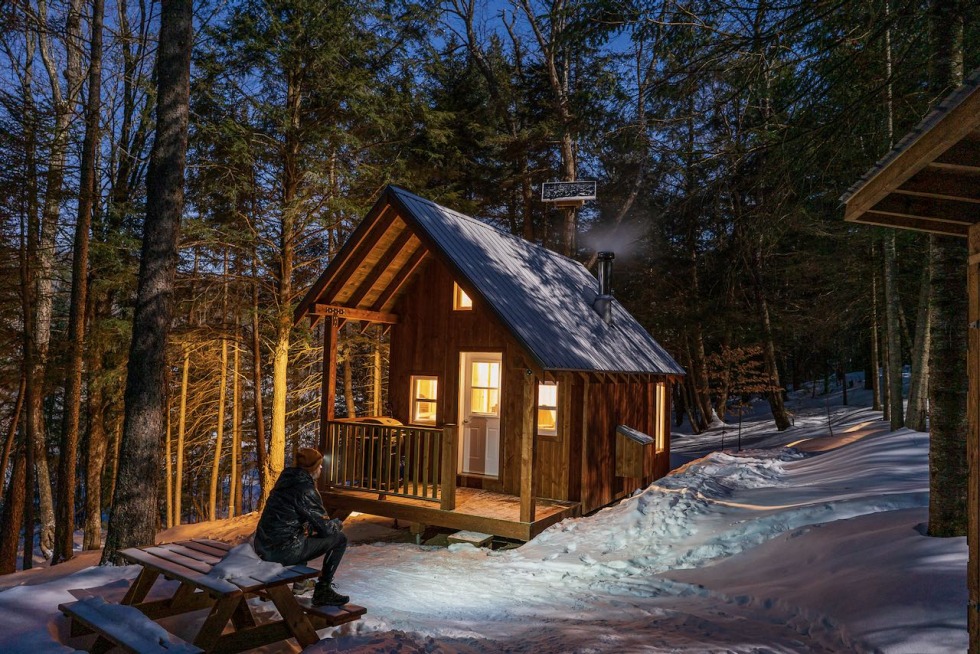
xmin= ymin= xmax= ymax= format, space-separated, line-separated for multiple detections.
xmin=296 ymin=447 xmax=323 ymax=472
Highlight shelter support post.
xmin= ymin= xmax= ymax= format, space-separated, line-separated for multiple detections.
xmin=969 ymin=224 xmax=980 ymax=653
xmin=319 ymin=317 xmax=339 ymax=454
xmin=520 ymin=372 xmax=537 ymax=523
xmin=440 ymin=424 xmax=457 ymax=511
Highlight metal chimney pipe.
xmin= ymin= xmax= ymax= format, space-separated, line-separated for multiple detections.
xmin=597 ymin=251 xmax=614 ymax=296
xmin=593 ymin=252 xmax=615 ymax=325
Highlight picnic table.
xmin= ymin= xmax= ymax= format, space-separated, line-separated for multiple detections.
xmin=59 ymin=539 xmax=365 ymax=653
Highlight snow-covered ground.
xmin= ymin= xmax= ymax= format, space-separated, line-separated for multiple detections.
xmin=0 ymin=382 xmax=966 ymax=652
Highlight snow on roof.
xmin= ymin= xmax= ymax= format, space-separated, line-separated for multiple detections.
xmin=389 ymin=186 xmax=685 ymax=376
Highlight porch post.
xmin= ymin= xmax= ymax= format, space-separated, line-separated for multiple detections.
xmin=440 ymin=424 xmax=457 ymax=511
xmin=520 ymin=371 xmax=537 ymax=523
xmin=969 ymin=224 xmax=980 ymax=651
xmin=319 ymin=316 xmax=339 ymax=454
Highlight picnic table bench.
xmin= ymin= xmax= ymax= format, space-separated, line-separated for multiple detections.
xmin=59 ymin=539 xmax=365 ymax=653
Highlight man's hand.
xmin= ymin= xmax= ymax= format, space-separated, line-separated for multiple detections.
xmin=323 ymin=518 xmax=344 ymax=535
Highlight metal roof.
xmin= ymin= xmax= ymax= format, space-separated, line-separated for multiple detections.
xmin=387 ymin=187 xmax=684 ymax=375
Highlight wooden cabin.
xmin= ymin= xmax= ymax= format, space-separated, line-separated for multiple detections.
xmin=295 ymin=186 xmax=685 ymax=541
xmin=841 ymin=70 xmax=980 ymax=650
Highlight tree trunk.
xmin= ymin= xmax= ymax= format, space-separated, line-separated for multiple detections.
xmin=344 ymin=346 xmax=356 ymax=418
xmin=32 ymin=0 xmax=85 ymax=562
xmin=0 ymin=450 xmax=26 ymax=574
xmin=906 ymin=261 xmax=931 ymax=431
xmin=927 ymin=0 xmax=967 ymax=539
xmin=928 ymin=233 xmax=968 ymax=536
xmin=174 ymin=345 xmax=189 ymax=527
xmin=210 ymin=336 xmax=229 ymax=520
xmin=102 ymin=0 xmax=192 ymax=564
xmin=83 ymin=376 xmax=107 ymax=550
xmin=251 ymin=267 xmax=268 ymax=507
xmin=53 ymin=0 xmax=105 ymax=565
xmin=883 ymin=233 xmax=904 ymax=430
xmin=231 ymin=336 xmax=242 ymax=518
xmin=871 ymin=255 xmax=882 ymax=412
xmin=0 ymin=374 xmax=26 ymax=484
xmin=267 ymin=63 xmax=303 ymax=505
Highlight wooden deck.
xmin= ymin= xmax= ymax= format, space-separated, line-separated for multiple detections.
xmin=320 ymin=486 xmax=580 ymax=541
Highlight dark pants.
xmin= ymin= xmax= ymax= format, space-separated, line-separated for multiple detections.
xmin=259 ymin=532 xmax=347 ymax=584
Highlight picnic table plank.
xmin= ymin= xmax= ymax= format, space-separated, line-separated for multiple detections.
xmin=264 ymin=584 xmax=319 ymax=647
xmin=192 ymin=538 xmax=232 ymax=551
xmin=225 ymin=565 xmax=318 ymax=592
xmin=296 ymin=598 xmax=367 ymax=626
xmin=145 ymin=546 xmax=214 ymax=574
xmin=177 ymin=540 xmax=231 ymax=559
xmin=119 ymin=547 xmax=240 ymax=597
xmin=59 ymin=597 xmax=203 ymax=654
xmin=160 ymin=543 xmax=224 ymax=565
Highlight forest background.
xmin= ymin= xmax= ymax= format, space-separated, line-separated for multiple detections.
xmin=0 ymin=0 xmax=978 ymax=570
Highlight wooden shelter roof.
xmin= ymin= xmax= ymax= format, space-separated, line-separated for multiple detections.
xmin=842 ymin=69 xmax=980 ymax=235
xmin=296 ymin=186 xmax=685 ymax=376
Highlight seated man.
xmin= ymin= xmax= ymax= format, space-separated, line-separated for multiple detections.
xmin=254 ymin=447 xmax=349 ymax=606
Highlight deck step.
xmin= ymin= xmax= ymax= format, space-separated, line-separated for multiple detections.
xmin=60 ymin=596 xmax=203 ymax=653
xmin=447 ymin=530 xmax=493 ymax=547
xmin=293 ymin=597 xmax=367 ymax=626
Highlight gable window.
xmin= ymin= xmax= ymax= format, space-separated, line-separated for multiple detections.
xmin=537 ymin=381 xmax=558 ymax=437
xmin=453 ymin=282 xmax=473 ymax=310
xmin=411 ymin=376 xmax=438 ymax=425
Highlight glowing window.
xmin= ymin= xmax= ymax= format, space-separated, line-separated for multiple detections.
xmin=470 ymin=361 xmax=500 ymax=415
xmin=655 ymin=382 xmax=666 ymax=452
xmin=454 ymin=283 xmax=473 ymax=310
xmin=537 ymin=382 xmax=558 ymax=436
xmin=411 ymin=376 xmax=438 ymax=425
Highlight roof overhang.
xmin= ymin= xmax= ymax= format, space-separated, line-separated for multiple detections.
xmin=842 ymin=72 xmax=980 ymax=237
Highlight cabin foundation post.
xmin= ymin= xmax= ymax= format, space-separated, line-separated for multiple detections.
xmin=440 ymin=424 xmax=457 ymax=511
xmin=969 ymin=224 xmax=980 ymax=653
xmin=520 ymin=372 xmax=537 ymax=523
xmin=319 ymin=317 xmax=339 ymax=454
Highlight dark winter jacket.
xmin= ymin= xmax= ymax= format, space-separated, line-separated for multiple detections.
xmin=253 ymin=466 xmax=339 ymax=558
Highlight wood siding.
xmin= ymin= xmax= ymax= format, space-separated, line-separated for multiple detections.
xmin=388 ymin=257 xmax=532 ymax=496
xmin=386 ymin=255 xmax=673 ymax=513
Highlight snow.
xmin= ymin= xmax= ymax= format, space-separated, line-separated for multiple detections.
xmin=0 ymin=383 xmax=967 ymax=652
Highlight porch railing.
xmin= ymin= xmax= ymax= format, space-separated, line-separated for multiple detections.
xmin=323 ymin=421 xmax=455 ymax=506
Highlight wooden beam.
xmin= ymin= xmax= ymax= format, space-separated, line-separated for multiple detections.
xmin=343 ymin=230 xmax=418 ymax=309
xmin=371 ymin=247 xmax=428 ymax=313
xmin=520 ymin=373 xmax=537 ymax=523
xmin=934 ymin=135 xmax=980 ymax=170
xmin=294 ymin=204 xmax=398 ymax=323
xmin=896 ymin=169 xmax=980 ymax=203
xmin=845 ymin=84 xmax=980 ymax=221
xmin=440 ymin=424 xmax=457 ymax=511
xmin=313 ymin=304 xmax=398 ymax=324
xmin=854 ymin=211 xmax=969 ymax=237
xmin=321 ymin=318 xmax=339 ymax=438
xmin=870 ymin=194 xmax=980 ymax=224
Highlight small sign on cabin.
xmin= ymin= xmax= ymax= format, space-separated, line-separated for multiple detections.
xmin=541 ymin=181 xmax=597 ymax=205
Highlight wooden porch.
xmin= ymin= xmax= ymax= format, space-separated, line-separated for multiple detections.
xmin=317 ymin=419 xmax=579 ymax=541
xmin=319 ymin=486 xmax=580 ymax=542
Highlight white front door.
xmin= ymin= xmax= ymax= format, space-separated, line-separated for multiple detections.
xmin=458 ymin=352 xmax=502 ymax=477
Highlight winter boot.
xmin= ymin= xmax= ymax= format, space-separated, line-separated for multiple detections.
xmin=312 ymin=581 xmax=349 ymax=607
xmin=291 ymin=578 xmax=315 ymax=595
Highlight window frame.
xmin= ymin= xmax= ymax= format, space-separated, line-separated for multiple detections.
xmin=536 ymin=381 xmax=559 ymax=439
xmin=410 ymin=375 xmax=439 ymax=426
xmin=453 ymin=282 xmax=474 ymax=311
